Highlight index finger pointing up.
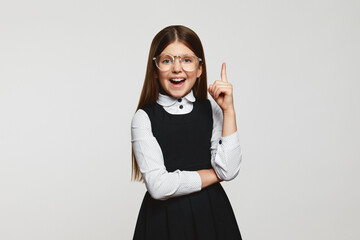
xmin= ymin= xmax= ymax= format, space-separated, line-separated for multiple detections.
xmin=221 ymin=62 xmax=228 ymax=82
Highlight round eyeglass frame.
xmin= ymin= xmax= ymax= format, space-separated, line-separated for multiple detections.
xmin=153 ymin=54 xmax=202 ymax=72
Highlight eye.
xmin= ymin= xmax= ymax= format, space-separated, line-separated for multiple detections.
xmin=159 ymin=55 xmax=172 ymax=64
xmin=183 ymin=57 xmax=193 ymax=63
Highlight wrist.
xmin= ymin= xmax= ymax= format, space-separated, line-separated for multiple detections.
xmin=223 ymin=107 xmax=235 ymax=116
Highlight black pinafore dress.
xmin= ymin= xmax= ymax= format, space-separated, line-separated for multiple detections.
xmin=133 ymin=100 xmax=242 ymax=240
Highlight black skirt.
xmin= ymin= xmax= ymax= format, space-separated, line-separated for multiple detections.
xmin=133 ymin=182 xmax=242 ymax=240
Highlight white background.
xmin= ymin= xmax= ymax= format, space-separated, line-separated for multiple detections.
xmin=1 ymin=0 xmax=359 ymax=239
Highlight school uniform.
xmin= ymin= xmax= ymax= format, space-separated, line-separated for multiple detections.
xmin=131 ymin=90 xmax=242 ymax=240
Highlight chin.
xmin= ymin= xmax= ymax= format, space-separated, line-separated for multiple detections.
xmin=168 ymin=91 xmax=186 ymax=98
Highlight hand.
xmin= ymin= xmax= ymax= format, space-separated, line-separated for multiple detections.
xmin=208 ymin=63 xmax=234 ymax=113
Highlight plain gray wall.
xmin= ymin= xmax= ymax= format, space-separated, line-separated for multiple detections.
xmin=1 ymin=0 xmax=359 ymax=239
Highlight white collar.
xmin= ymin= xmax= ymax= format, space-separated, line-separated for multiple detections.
xmin=157 ymin=90 xmax=196 ymax=107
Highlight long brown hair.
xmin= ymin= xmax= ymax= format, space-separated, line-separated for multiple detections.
xmin=131 ymin=25 xmax=208 ymax=182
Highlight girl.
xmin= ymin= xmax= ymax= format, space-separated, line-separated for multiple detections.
xmin=131 ymin=25 xmax=242 ymax=240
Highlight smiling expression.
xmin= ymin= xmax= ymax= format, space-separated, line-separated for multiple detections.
xmin=156 ymin=41 xmax=202 ymax=99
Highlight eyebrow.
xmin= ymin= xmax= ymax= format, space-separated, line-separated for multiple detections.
xmin=160 ymin=53 xmax=195 ymax=56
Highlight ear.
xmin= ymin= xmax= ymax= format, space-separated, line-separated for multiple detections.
xmin=196 ymin=64 xmax=203 ymax=78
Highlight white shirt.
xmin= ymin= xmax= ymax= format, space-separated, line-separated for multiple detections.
xmin=131 ymin=90 xmax=242 ymax=200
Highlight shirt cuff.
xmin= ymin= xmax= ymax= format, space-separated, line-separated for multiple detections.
xmin=218 ymin=131 xmax=240 ymax=150
xmin=178 ymin=171 xmax=202 ymax=194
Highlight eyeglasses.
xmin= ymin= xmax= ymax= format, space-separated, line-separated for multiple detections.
xmin=153 ymin=54 xmax=202 ymax=72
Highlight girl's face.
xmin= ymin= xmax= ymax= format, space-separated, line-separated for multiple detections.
xmin=156 ymin=41 xmax=202 ymax=99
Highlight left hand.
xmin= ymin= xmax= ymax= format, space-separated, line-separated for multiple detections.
xmin=208 ymin=63 xmax=234 ymax=113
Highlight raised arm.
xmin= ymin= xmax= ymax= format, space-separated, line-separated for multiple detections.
xmin=208 ymin=63 xmax=242 ymax=181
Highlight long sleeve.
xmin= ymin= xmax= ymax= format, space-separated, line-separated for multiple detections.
xmin=210 ymin=99 xmax=242 ymax=181
xmin=131 ymin=109 xmax=202 ymax=200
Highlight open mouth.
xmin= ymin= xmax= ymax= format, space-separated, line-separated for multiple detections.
xmin=170 ymin=78 xmax=186 ymax=87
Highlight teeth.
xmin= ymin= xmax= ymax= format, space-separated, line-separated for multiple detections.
xmin=171 ymin=78 xmax=185 ymax=82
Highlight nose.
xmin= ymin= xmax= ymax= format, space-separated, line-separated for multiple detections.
xmin=172 ymin=57 xmax=182 ymax=73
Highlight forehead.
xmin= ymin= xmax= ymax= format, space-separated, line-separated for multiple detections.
xmin=160 ymin=41 xmax=195 ymax=56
